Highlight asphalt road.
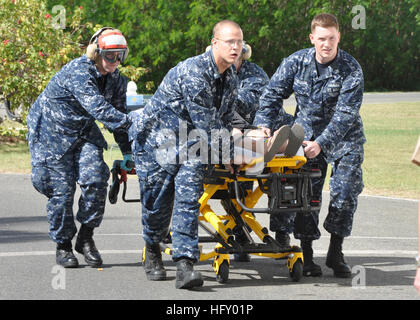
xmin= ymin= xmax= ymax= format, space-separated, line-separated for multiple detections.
xmin=0 ymin=174 xmax=419 ymax=302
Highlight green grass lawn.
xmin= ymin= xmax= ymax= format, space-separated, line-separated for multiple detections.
xmin=1 ymin=101 xmax=419 ymax=199
xmin=0 ymin=129 xmax=122 ymax=174
xmin=359 ymin=102 xmax=420 ymax=199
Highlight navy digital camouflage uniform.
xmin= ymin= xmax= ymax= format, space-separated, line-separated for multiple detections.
xmin=27 ymin=55 xmax=131 ymax=244
xmin=254 ymin=47 xmax=365 ymax=240
xmin=232 ymin=60 xmax=268 ymax=128
xmin=129 ymin=49 xmax=237 ymax=262
xmin=233 ymin=59 xmax=293 ymax=129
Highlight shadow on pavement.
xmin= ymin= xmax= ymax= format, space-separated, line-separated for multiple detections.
xmin=0 ymin=215 xmax=48 ymax=243
xmin=166 ymin=255 xmax=416 ymax=292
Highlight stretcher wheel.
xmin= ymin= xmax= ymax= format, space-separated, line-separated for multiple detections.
xmin=289 ymin=259 xmax=303 ymax=282
xmin=216 ymin=261 xmax=229 ymax=283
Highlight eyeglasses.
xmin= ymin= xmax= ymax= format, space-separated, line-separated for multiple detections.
xmin=215 ymin=38 xmax=245 ymax=48
xmin=100 ymin=50 xmax=126 ymax=63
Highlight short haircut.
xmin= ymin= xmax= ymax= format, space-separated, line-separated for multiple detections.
xmin=212 ymin=20 xmax=241 ymax=38
xmin=311 ymin=13 xmax=339 ymax=32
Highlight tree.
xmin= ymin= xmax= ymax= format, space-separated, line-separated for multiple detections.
xmin=0 ymin=0 xmax=146 ymax=123
xmin=8 ymin=0 xmax=420 ymax=105
xmin=0 ymin=0 xmax=92 ymax=118
xmin=52 ymin=0 xmax=419 ymax=92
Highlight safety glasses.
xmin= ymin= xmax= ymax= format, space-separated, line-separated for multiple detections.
xmin=100 ymin=49 xmax=126 ymax=63
xmin=215 ymin=38 xmax=246 ymax=48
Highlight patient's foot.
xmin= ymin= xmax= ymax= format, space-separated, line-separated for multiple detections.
xmin=264 ymin=125 xmax=290 ymax=162
xmin=284 ymin=124 xmax=305 ymax=157
xmin=233 ymin=124 xmax=304 ymax=164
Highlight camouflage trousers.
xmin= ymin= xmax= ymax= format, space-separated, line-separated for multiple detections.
xmin=134 ymin=152 xmax=205 ymax=262
xmin=31 ymin=140 xmax=109 ymax=243
xmin=270 ymin=149 xmax=364 ymax=240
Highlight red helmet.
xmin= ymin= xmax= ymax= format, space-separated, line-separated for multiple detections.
xmin=90 ymin=27 xmax=128 ymax=63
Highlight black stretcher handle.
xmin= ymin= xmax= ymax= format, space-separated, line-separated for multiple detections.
xmin=108 ymin=160 xmax=139 ymax=204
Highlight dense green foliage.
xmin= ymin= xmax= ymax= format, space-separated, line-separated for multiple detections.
xmin=0 ymin=0 xmax=91 ymax=118
xmin=0 ymin=0 xmax=145 ymax=118
xmin=45 ymin=0 xmax=420 ymax=92
xmin=1 ymin=0 xmax=418 ymax=123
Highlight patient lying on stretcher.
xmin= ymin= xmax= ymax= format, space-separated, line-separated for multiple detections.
xmin=232 ymin=124 xmax=305 ymax=167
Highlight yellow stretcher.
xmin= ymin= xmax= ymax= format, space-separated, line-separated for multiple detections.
xmin=109 ymin=154 xmax=321 ymax=283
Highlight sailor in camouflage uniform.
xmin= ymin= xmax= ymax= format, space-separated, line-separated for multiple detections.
xmin=27 ymin=28 xmax=132 ymax=268
xmin=129 ymin=20 xmax=243 ymax=289
xmin=254 ymin=13 xmax=365 ymax=278
xmin=230 ymin=44 xmax=269 ymax=129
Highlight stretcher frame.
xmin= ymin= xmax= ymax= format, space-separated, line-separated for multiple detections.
xmin=109 ymin=154 xmax=321 ymax=283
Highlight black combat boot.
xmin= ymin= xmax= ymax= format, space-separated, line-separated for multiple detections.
xmin=175 ymin=258 xmax=203 ymax=289
xmin=301 ymin=240 xmax=322 ymax=277
xmin=326 ymin=233 xmax=351 ymax=278
xmin=56 ymin=241 xmax=79 ymax=268
xmin=75 ymin=224 xmax=103 ymax=267
xmin=143 ymin=242 xmax=166 ymax=281
xmin=275 ymin=231 xmax=291 ymax=250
